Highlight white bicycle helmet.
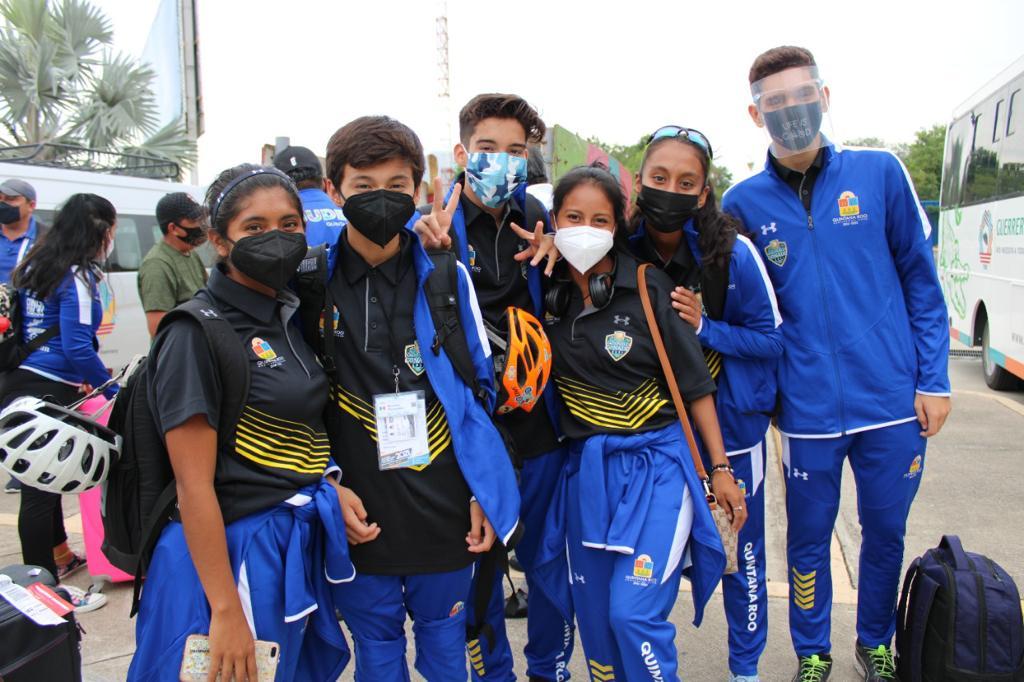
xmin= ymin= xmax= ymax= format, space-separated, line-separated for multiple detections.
xmin=0 ymin=396 xmax=120 ymax=494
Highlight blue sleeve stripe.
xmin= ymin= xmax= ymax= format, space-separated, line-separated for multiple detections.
xmin=736 ymin=235 xmax=782 ymax=327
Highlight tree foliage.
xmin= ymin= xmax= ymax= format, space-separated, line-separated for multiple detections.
xmin=844 ymin=124 xmax=946 ymax=202
xmin=0 ymin=0 xmax=196 ymax=173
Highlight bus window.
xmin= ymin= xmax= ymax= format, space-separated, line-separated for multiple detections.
xmin=963 ymin=93 xmax=1003 ymax=204
xmin=941 ymin=115 xmax=972 ymax=207
xmin=994 ymin=100 xmax=1004 ymax=142
xmin=999 ymin=79 xmax=1024 ymax=197
xmin=111 ymin=217 xmax=142 ymax=270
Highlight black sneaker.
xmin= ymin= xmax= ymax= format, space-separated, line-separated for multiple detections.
xmin=792 ymin=654 xmax=832 ymax=682
xmin=4 ymin=477 xmax=21 ymax=493
xmin=855 ymin=642 xmax=898 ymax=681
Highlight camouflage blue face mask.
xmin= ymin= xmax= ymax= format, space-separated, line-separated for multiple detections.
xmin=464 ymin=152 xmax=527 ymax=208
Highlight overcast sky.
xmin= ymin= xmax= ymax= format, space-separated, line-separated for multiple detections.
xmin=91 ymin=0 xmax=1024 ymax=186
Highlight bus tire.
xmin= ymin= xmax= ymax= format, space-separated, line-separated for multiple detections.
xmin=982 ymin=319 xmax=1019 ymax=390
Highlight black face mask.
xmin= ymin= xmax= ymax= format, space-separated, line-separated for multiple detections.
xmin=179 ymin=225 xmax=207 ymax=247
xmin=636 ymin=185 xmax=701 ymax=233
xmin=229 ymin=230 xmax=307 ymax=292
xmin=763 ymin=102 xmax=823 ymax=152
xmin=0 ymin=202 xmax=21 ymax=225
xmin=342 ymin=189 xmax=416 ymax=247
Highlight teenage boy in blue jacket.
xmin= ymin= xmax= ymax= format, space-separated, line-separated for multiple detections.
xmin=315 ymin=115 xmax=522 ymax=681
xmin=416 ymin=93 xmax=574 ymax=682
xmin=722 ymin=46 xmax=951 ymax=682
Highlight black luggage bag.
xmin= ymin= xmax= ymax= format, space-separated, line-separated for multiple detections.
xmin=0 ymin=564 xmax=82 ymax=681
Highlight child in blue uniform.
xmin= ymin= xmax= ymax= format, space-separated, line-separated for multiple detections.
xmin=129 ymin=165 xmax=350 ymax=681
xmin=628 ymin=126 xmax=783 ymax=682
xmin=536 ymin=164 xmax=745 ymax=682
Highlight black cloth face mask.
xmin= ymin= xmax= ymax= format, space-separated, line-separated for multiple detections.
xmin=177 ymin=224 xmax=207 ymax=247
xmin=636 ymin=185 xmax=701 ymax=233
xmin=342 ymin=189 xmax=416 ymax=247
xmin=0 ymin=202 xmax=21 ymax=225
xmin=763 ymin=102 xmax=823 ymax=152
xmin=229 ymin=230 xmax=307 ymax=291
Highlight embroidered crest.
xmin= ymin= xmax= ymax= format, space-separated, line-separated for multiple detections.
xmin=251 ymin=337 xmax=276 ymax=360
xmin=404 ymin=342 xmax=425 ymax=376
xmin=764 ymin=239 xmax=788 ymax=267
xmin=604 ymin=330 xmax=633 ymax=362
xmin=838 ymin=190 xmax=860 ymax=217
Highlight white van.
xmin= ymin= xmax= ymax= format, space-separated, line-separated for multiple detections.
xmin=0 ymin=161 xmax=207 ymax=372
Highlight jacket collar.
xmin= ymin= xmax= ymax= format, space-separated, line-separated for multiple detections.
xmin=763 ymin=140 xmax=835 ymax=178
xmin=207 ymin=264 xmax=280 ymax=324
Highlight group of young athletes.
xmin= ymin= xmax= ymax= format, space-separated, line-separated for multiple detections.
xmin=110 ymin=44 xmax=952 ymax=682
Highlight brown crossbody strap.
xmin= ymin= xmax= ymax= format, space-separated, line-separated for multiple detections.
xmin=636 ymin=263 xmax=708 ymax=482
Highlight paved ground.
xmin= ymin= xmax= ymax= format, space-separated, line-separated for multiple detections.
xmin=1 ymin=353 xmax=1021 ymax=681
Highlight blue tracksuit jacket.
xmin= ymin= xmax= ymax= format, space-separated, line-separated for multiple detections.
xmin=326 ymin=221 xmax=523 ymax=546
xmin=300 ymin=187 xmax=346 ymax=248
xmin=628 ymin=220 xmax=782 ymax=452
xmin=722 ymin=144 xmax=950 ymax=437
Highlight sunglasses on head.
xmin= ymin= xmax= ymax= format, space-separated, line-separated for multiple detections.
xmin=646 ymin=125 xmax=714 ymax=161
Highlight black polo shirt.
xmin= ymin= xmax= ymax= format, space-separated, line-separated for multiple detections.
xmin=459 ymin=182 xmax=560 ymax=459
xmin=325 ymin=231 xmax=473 ymax=575
xmin=769 ymin=148 xmax=825 ymax=212
xmin=545 ymin=251 xmax=717 ymax=440
xmin=149 ymin=266 xmax=331 ymax=524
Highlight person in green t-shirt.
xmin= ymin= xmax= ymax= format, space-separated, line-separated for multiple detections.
xmin=138 ymin=192 xmax=209 ymax=337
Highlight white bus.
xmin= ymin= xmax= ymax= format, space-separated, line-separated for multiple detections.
xmin=0 ymin=160 xmax=207 ymax=372
xmin=938 ymin=57 xmax=1024 ymax=390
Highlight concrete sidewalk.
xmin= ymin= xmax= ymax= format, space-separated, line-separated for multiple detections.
xmin=1 ymin=354 xmax=1020 ymax=680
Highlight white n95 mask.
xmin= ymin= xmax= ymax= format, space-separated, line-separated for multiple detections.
xmin=553 ymin=226 xmax=614 ymax=274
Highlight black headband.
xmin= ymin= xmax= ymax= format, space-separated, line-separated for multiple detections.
xmin=209 ymin=166 xmax=294 ymax=228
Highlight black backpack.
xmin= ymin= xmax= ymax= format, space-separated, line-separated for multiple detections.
xmin=295 ymin=244 xmax=486 ymax=403
xmin=897 ymin=535 xmax=1024 ymax=681
xmin=101 ymin=293 xmax=249 ymax=615
xmin=0 ymin=283 xmax=59 ymax=372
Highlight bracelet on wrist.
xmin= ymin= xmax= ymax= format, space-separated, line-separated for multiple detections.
xmin=709 ymin=463 xmax=735 ymax=481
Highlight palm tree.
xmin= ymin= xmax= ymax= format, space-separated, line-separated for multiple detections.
xmin=0 ymin=0 xmax=196 ymax=175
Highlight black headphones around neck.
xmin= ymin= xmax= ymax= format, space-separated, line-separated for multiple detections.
xmin=544 ymin=258 xmax=617 ymax=318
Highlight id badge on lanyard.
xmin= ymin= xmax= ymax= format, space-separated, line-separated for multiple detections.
xmin=373 ymin=390 xmax=430 ymax=470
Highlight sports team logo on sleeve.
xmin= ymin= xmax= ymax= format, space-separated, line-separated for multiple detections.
xmin=604 ymin=330 xmax=633 ymax=362
xmin=764 ymin=239 xmax=788 ymax=267
xmin=404 ymin=341 xmax=425 ymax=376
xmin=838 ymin=190 xmax=860 ymax=217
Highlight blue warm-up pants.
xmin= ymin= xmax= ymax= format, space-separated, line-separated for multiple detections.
xmin=467 ymin=447 xmax=575 ymax=681
xmin=781 ymin=419 xmax=926 ymax=655
xmin=333 ymin=566 xmax=474 ymax=682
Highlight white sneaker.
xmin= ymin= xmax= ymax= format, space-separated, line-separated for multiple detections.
xmin=61 ymin=584 xmax=107 ymax=613
xmin=730 ymin=675 xmax=761 ymax=682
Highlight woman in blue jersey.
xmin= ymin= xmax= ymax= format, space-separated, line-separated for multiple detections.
xmin=5 ymin=193 xmax=119 ymax=612
xmin=535 ymin=165 xmax=743 ymax=681
xmin=628 ymin=127 xmax=783 ymax=682
xmin=128 ymin=165 xmax=350 ymax=682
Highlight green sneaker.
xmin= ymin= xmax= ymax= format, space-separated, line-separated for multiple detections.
xmin=792 ymin=654 xmax=833 ymax=682
xmin=855 ymin=642 xmax=898 ymax=681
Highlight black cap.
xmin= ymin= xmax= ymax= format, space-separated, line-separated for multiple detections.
xmin=156 ymin=192 xmax=204 ymax=230
xmin=273 ymin=146 xmax=322 ymax=176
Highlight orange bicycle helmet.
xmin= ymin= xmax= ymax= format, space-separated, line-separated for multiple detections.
xmin=489 ymin=307 xmax=553 ymax=415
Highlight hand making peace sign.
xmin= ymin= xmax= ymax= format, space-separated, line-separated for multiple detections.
xmin=412 ymin=177 xmax=462 ymax=249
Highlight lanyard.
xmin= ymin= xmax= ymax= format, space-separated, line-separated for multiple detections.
xmin=369 ymin=260 xmax=412 ymax=393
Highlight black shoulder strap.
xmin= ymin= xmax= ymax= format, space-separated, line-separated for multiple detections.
xmin=23 ymin=324 xmax=60 ymax=354
xmin=293 ymin=244 xmax=337 ymax=379
xmin=423 ymin=249 xmax=485 ymax=402
xmin=162 ymin=295 xmax=250 ymax=446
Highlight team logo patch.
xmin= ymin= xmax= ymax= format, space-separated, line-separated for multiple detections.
xmin=625 ymin=553 xmax=657 ymax=587
xmin=468 ymin=244 xmax=477 ymax=268
xmin=905 ymin=454 xmax=923 ymax=480
xmin=251 ymin=337 xmax=277 ymax=360
xmin=764 ymin=239 xmax=788 ymax=267
xmin=604 ymin=330 xmax=633 ymax=362
xmin=838 ymin=190 xmax=860 ymax=217
xmin=979 ymin=209 xmax=994 ymax=267
xmin=449 ymin=601 xmax=465 ymax=617
xmin=404 ymin=342 xmax=425 ymax=376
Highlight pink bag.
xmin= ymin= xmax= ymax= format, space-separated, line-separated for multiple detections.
xmin=76 ymin=396 xmax=134 ymax=586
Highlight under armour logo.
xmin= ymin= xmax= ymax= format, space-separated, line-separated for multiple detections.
xmin=573 ymin=573 xmax=586 ymax=584
xmin=760 ymin=222 xmax=778 ymax=235
xmin=613 ymin=315 xmax=630 ymax=326
xmin=791 ymin=468 xmax=809 ymax=481
xmin=199 ymin=308 xmax=217 ymax=318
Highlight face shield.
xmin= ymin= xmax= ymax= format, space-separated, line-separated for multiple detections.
xmin=751 ymin=65 xmax=833 ymax=158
